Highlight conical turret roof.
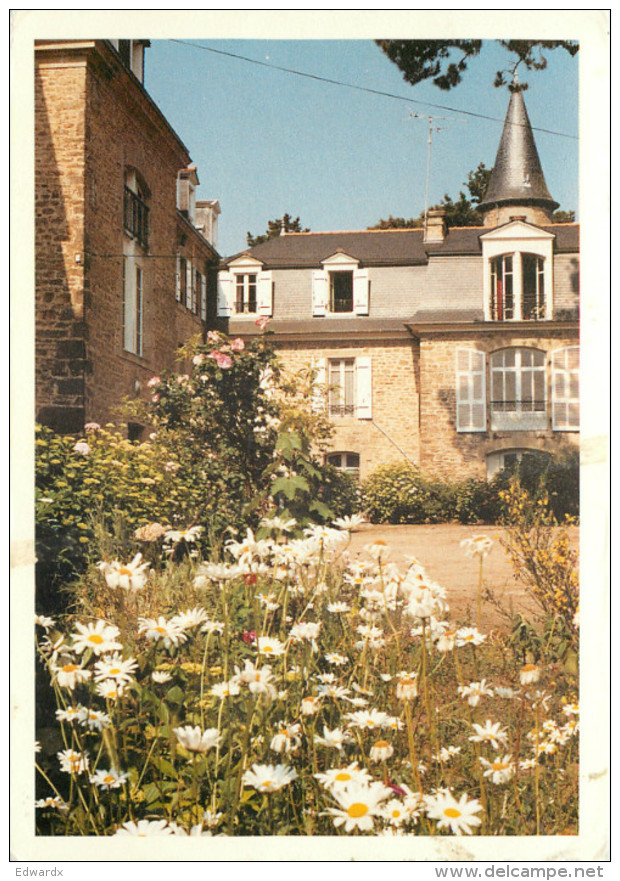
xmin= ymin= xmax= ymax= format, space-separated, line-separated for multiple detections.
xmin=480 ymin=87 xmax=558 ymax=216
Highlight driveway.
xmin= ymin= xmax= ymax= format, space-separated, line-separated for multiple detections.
xmin=344 ymin=522 xmax=579 ymax=630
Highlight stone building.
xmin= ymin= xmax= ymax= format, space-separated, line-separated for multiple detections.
xmin=35 ymin=39 xmax=220 ymax=435
xmin=217 ymin=88 xmax=579 ymax=481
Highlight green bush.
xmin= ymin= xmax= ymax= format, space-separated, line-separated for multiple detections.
xmin=360 ymin=451 xmax=579 ymax=526
xmin=360 ymin=462 xmax=432 ymax=524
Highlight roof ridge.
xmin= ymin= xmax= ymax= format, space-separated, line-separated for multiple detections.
xmin=282 ymin=227 xmax=424 ymax=236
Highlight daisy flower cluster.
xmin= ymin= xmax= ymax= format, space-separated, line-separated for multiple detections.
xmin=35 ymin=524 xmax=579 ymax=838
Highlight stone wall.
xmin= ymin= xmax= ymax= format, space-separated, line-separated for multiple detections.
xmin=35 ymin=42 xmax=210 ymax=432
xmin=274 ymin=337 xmax=420 ymax=478
xmin=417 ymin=329 xmax=580 ymax=480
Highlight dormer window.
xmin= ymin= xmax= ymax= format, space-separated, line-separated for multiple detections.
xmin=481 ymin=221 xmax=554 ymax=322
xmin=312 ymin=252 xmax=369 ymax=316
xmin=217 ymin=257 xmax=273 ymax=317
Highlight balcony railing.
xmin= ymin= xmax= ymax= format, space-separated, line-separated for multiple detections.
xmin=123 ymin=186 xmax=149 ymax=250
xmin=490 ymin=400 xmax=547 ymax=431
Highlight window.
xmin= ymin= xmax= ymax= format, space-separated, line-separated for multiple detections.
xmin=123 ymin=173 xmax=149 ymax=250
xmin=522 ymin=254 xmax=545 ymax=320
xmin=491 ymin=253 xmax=546 ymax=321
xmin=329 ymin=358 xmax=356 ymax=416
xmin=490 ymin=255 xmax=514 ymax=320
xmin=455 ymin=350 xmax=486 ymax=432
xmin=481 ymin=222 xmax=554 ymax=322
xmin=490 ymin=348 xmax=546 ymax=430
xmin=330 ymin=272 xmax=354 ymax=313
xmin=123 ymin=256 xmax=143 ymax=356
xmin=327 ymin=452 xmax=360 ymax=478
xmin=312 ymin=256 xmax=369 ymax=316
xmin=314 ymin=356 xmax=372 ymax=419
xmin=176 ymin=256 xmax=187 ymax=304
xmin=236 ymin=273 xmax=257 ymax=314
xmin=551 ymin=346 xmax=579 ymax=430
xmin=486 ymin=448 xmax=551 ymax=479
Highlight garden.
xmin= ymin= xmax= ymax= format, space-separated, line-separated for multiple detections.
xmin=34 ymin=329 xmax=580 ymax=838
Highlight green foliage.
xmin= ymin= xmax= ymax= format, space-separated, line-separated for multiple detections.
xmin=35 ymin=424 xmax=178 ymax=607
xmin=36 ymin=332 xmax=346 ymax=610
xmin=246 ymin=213 xmax=310 ymax=247
xmin=376 ymin=39 xmax=578 ymax=92
xmin=360 ymin=452 xmax=579 ymax=527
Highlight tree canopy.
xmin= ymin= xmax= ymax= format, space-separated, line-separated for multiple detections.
xmin=375 ymin=39 xmax=578 ymax=92
xmin=247 ymin=213 xmax=310 ymax=247
xmin=369 ymin=162 xmax=574 ymax=230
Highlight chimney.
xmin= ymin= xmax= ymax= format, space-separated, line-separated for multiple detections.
xmin=424 ymin=207 xmax=446 ymax=244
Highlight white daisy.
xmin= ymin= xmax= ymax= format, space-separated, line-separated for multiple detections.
xmin=242 ymin=763 xmax=297 ymax=793
xmin=71 ymin=620 xmax=122 ymax=656
xmin=425 ymin=790 xmax=484 ymax=835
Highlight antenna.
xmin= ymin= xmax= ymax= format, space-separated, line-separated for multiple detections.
xmin=410 ymin=112 xmax=449 ymax=237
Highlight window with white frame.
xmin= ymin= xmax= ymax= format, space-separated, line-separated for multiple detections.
xmin=314 ymin=356 xmax=372 ymax=420
xmin=217 ymin=265 xmax=272 ymax=317
xmin=326 ymin=452 xmax=360 ymax=478
xmin=481 ymin=221 xmax=554 ymax=322
xmin=236 ymin=273 xmax=257 ymax=314
xmin=490 ymin=348 xmax=546 ymax=431
xmin=490 ymin=253 xmax=546 ymax=321
xmin=551 ymin=346 xmax=579 ymax=430
xmin=123 ymin=255 xmax=143 ymax=356
xmin=329 ymin=358 xmax=356 ymax=416
xmin=312 ymin=253 xmax=369 ymax=316
xmin=486 ymin=448 xmax=551 ymax=479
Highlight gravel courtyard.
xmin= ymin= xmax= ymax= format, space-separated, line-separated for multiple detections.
xmin=345 ymin=522 xmax=579 ymax=630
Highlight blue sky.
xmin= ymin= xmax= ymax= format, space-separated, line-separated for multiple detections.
xmin=143 ymin=39 xmax=579 ymax=258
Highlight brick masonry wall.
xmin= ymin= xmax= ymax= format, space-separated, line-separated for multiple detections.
xmin=273 ymin=337 xmax=420 ymax=478
xmin=418 ymin=330 xmax=580 ymax=480
xmin=35 ymin=45 xmax=209 ymax=432
xmin=35 ymin=60 xmax=88 ymax=432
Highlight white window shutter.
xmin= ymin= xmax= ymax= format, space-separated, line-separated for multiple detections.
xmin=353 ymin=269 xmax=369 ymax=315
xmin=175 ymin=254 xmax=182 ymax=302
xmin=312 ymin=271 xmax=328 ymax=316
xmin=356 ymin=356 xmax=372 ymax=419
xmin=123 ymin=255 xmax=137 ymax=352
xmin=311 ymin=358 xmax=327 ymax=412
xmin=551 ymin=346 xmax=579 ymax=430
xmin=257 ymin=271 xmax=273 ymax=316
xmin=200 ymin=275 xmax=207 ymax=320
xmin=456 ymin=349 xmax=486 ymax=432
xmin=217 ymin=271 xmax=234 ymax=317
xmin=185 ymin=260 xmax=193 ymax=310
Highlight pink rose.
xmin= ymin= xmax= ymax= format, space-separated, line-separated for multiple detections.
xmin=215 ymin=353 xmax=233 ymax=370
xmin=254 ymin=317 xmax=270 ymax=331
xmin=147 ymin=376 xmax=161 ymax=389
xmin=84 ymin=422 xmax=100 ymax=432
xmin=73 ymin=441 xmax=91 ymax=456
xmin=230 ymin=338 xmax=245 ymax=352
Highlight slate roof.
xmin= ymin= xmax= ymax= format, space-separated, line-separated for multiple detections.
xmin=222 ymin=223 xmax=579 ymax=268
xmin=480 ymin=88 xmax=559 ymax=213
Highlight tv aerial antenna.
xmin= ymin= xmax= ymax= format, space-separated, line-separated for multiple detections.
xmin=409 ymin=112 xmax=451 ymax=237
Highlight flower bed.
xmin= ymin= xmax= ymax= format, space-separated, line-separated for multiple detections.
xmin=35 ymin=519 xmax=579 ymax=837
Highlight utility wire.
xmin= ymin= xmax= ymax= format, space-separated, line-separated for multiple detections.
xmin=168 ymin=39 xmax=578 ymax=141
